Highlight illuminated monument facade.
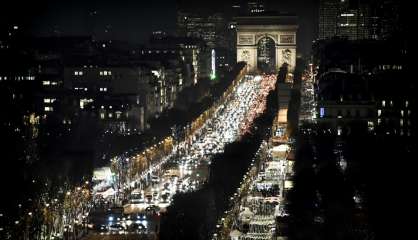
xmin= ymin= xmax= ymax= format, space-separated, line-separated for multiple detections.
xmin=236 ymin=15 xmax=298 ymax=73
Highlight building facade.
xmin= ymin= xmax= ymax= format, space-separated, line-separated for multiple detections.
xmin=235 ymin=15 xmax=298 ymax=74
xmin=318 ymin=0 xmax=403 ymax=40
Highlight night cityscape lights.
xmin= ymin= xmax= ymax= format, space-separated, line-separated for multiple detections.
xmin=0 ymin=0 xmax=410 ymax=240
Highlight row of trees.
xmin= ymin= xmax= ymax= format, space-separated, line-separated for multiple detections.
xmin=158 ymin=87 xmax=278 ymax=240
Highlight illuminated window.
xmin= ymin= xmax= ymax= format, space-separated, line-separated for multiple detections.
xmin=43 ymin=98 xmax=56 ymax=103
xmin=405 ymin=101 xmax=409 ymax=108
xmin=390 ymin=100 xmax=393 ymax=107
xmin=382 ymin=100 xmax=386 ymax=107
xmin=79 ymin=98 xmax=93 ymax=109
xmin=378 ymin=109 xmax=381 ymax=117
xmin=400 ymin=119 xmax=403 ymax=126
xmin=103 ymin=87 xmax=107 ymax=92
xmin=108 ymin=113 xmax=113 ymax=118
xmin=401 ymin=110 xmax=404 ymax=117
xmin=43 ymin=81 xmax=51 ymax=85
xmin=378 ymin=118 xmax=381 ymax=125
xmin=100 ymin=71 xmax=103 ymax=76
xmin=103 ymin=71 xmax=108 ymax=76
xmin=100 ymin=113 xmax=105 ymax=119
xmin=44 ymin=106 xmax=53 ymax=112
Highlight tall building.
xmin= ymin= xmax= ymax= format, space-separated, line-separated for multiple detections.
xmin=369 ymin=0 xmax=403 ymax=40
xmin=230 ymin=0 xmax=266 ymax=17
xmin=319 ymin=0 xmax=339 ymax=40
xmin=319 ymin=0 xmax=371 ymax=40
xmin=176 ymin=11 xmax=226 ymax=49
xmin=247 ymin=0 xmax=265 ymax=14
xmin=319 ymin=0 xmax=403 ymax=40
xmin=147 ymin=35 xmax=211 ymax=82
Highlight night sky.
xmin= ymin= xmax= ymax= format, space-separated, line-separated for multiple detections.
xmin=3 ymin=0 xmax=318 ymax=54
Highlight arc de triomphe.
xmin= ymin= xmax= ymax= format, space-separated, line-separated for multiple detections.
xmin=236 ymin=15 xmax=298 ymax=73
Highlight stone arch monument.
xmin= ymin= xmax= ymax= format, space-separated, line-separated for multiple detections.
xmin=236 ymin=15 xmax=298 ymax=73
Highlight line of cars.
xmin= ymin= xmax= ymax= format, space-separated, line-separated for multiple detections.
xmin=97 ymin=213 xmax=149 ymax=235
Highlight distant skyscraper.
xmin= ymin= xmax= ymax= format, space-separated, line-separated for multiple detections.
xmin=319 ymin=0 xmax=340 ymax=39
xmin=176 ymin=11 xmax=226 ymax=48
xmin=370 ymin=0 xmax=403 ymax=39
xmin=231 ymin=2 xmax=242 ymax=16
xmin=319 ymin=0 xmax=370 ymax=40
xmin=247 ymin=0 xmax=265 ymax=14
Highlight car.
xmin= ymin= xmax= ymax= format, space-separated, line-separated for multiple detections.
xmin=97 ymin=224 xmax=108 ymax=235
xmin=131 ymin=198 xmax=144 ymax=204
xmin=128 ymin=222 xmax=147 ymax=233
xmin=108 ymin=223 xmax=125 ymax=235
xmin=161 ymin=192 xmax=170 ymax=203
xmin=145 ymin=205 xmax=160 ymax=215
xmin=130 ymin=190 xmax=144 ymax=204
xmin=145 ymin=194 xmax=152 ymax=203
xmin=151 ymin=175 xmax=159 ymax=183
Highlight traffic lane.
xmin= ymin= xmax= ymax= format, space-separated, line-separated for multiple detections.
xmin=83 ymin=233 xmax=154 ymax=240
xmin=89 ymin=206 xmax=160 ymax=236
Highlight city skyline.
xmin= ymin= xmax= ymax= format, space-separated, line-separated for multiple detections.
xmin=2 ymin=0 xmax=318 ymax=55
xmin=0 ymin=1 xmax=411 ymax=239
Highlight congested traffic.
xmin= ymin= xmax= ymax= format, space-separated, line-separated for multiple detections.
xmin=90 ymin=74 xmax=277 ymax=236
